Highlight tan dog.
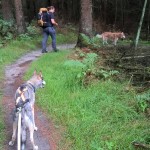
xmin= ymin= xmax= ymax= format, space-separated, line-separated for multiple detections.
xmin=96 ymin=32 xmax=125 ymax=45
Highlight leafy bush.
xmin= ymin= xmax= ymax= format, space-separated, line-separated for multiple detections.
xmin=0 ymin=19 xmax=16 ymax=44
xmin=27 ymin=25 xmax=40 ymax=36
xmin=136 ymin=92 xmax=150 ymax=112
xmin=97 ymin=69 xmax=119 ymax=79
xmin=83 ymin=53 xmax=98 ymax=69
xmin=78 ymin=33 xmax=91 ymax=46
xmin=19 ymin=33 xmax=32 ymax=41
xmin=78 ymin=33 xmax=102 ymax=48
xmin=63 ymin=52 xmax=98 ymax=86
xmin=64 ymin=60 xmax=86 ymax=86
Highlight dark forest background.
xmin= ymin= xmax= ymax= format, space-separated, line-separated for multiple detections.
xmin=0 ymin=0 xmax=150 ymax=39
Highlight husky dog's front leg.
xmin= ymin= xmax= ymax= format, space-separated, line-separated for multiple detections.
xmin=32 ymin=106 xmax=38 ymax=131
xmin=9 ymin=120 xmax=17 ymax=146
xmin=29 ymin=126 xmax=38 ymax=150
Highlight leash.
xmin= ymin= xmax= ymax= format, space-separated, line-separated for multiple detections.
xmin=15 ymin=84 xmax=31 ymax=150
xmin=17 ymin=107 xmax=22 ymax=150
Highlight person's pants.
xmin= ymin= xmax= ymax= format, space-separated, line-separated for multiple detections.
xmin=42 ymin=27 xmax=56 ymax=52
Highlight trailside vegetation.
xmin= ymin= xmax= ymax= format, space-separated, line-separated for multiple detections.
xmin=24 ymin=48 xmax=150 ymax=150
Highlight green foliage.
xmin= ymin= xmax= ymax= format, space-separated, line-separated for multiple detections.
xmin=79 ymin=52 xmax=85 ymax=58
xmin=64 ymin=59 xmax=86 ymax=86
xmin=27 ymin=25 xmax=40 ymax=36
xmin=4 ymin=32 xmax=13 ymax=40
xmin=91 ymin=36 xmax=102 ymax=47
xmin=136 ymin=92 xmax=150 ymax=112
xmin=79 ymin=33 xmax=103 ymax=48
xmin=0 ymin=20 xmax=78 ymax=47
xmin=63 ymin=52 xmax=98 ymax=85
xmin=57 ymin=32 xmax=77 ymax=44
xmin=83 ymin=53 xmax=98 ymax=68
xmin=19 ymin=24 xmax=41 ymax=41
xmin=97 ymin=69 xmax=119 ymax=79
xmin=19 ymin=33 xmax=32 ymax=40
xmin=79 ymin=33 xmax=91 ymax=46
xmin=0 ymin=19 xmax=16 ymax=44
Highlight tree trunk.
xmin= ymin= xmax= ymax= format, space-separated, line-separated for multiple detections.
xmin=134 ymin=0 xmax=148 ymax=50
xmin=104 ymin=0 xmax=107 ymax=25
xmin=146 ymin=1 xmax=150 ymax=40
xmin=14 ymin=0 xmax=26 ymax=34
xmin=25 ymin=0 xmax=36 ymax=23
xmin=76 ymin=0 xmax=93 ymax=47
xmin=121 ymin=0 xmax=125 ymax=29
xmin=1 ymin=0 xmax=14 ymax=21
xmin=114 ymin=0 xmax=118 ymax=30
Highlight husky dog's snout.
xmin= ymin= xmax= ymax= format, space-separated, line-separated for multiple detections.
xmin=42 ymin=80 xmax=46 ymax=88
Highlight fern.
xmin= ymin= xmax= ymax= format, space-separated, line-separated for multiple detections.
xmin=136 ymin=92 xmax=150 ymax=112
xmin=97 ymin=69 xmax=119 ymax=79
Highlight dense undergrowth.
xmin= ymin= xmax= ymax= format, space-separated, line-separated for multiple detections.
xmin=25 ymin=47 xmax=150 ymax=150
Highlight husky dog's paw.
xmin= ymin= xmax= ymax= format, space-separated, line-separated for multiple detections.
xmin=33 ymin=145 xmax=38 ymax=150
xmin=21 ymin=143 xmax=25 ymax=150
xmin=9 ymin=141 xmax=14 ymax=146
xmin=34 ymin=126 xmax=38 ymax=131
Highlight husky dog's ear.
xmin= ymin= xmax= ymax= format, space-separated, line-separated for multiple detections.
xmin=39 ymin=71 xmax=43 ymax=78
xmin=33 ymin=70 xmax=37 ymax=76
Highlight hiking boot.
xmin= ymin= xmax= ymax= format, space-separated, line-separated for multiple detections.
xmin=41 ymin=50 xmax=48 ymax=53
xmin=53 ymin=48 xmax=59 ymax=52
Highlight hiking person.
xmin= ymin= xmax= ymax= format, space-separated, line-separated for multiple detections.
xmin=38 ymin=6 xmax=59 ymax=53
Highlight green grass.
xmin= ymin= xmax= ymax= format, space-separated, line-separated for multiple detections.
xmin=25 ymin=50 xmax=150 ymax=150
xmin=0 ymin=28 xmax=77 ymax=148
xmin=56 ymin=32 xmax=77 ymax=44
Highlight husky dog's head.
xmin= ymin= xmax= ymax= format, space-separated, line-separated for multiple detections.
xmin=30 ymin=70 xmax=46 ymax=89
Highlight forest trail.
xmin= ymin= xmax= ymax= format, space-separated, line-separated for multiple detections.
xmin=2 ymin=44 xmax=75 ymax=150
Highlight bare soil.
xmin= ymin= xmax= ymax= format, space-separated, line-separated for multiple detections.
xmin=2 ymin=44 xmax=75 ymax=150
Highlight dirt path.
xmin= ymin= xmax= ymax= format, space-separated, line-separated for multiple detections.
xmin=2 ymin=44 xmax=75 ymax=150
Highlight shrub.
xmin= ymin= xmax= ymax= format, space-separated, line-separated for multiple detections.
xmin=136 ymin=92 xmax=150 ymax=112
xmin=0 ymin=19 xmax=16 ymax=44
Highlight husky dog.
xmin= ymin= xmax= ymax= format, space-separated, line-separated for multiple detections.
xmin=9 ymin=70 xmax=46 ymax=150
xmin=96 ymin=32 xmax=125 ymax=45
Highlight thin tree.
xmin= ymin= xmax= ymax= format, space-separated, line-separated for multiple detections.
xmin=14 ymin=0 xmax=26 ymax=34
xmin=134 ymin=0 xmax=148 ymax=50
xmin=76 ymin=0 xmax=93 ymax=47
xmin=1 ymin=0 xmax=14 ymax=21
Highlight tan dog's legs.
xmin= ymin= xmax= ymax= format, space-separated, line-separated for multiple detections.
xmin=9 ymin=121 xmax=17 ymax=146
xmin=114 ymin=38 xmax=118 ymax=45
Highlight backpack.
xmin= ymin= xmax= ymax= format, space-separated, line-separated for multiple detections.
xmin=37 ymin=8 xmax=48 ymax=27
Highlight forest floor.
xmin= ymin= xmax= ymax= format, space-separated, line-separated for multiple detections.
xmin=2 ymin=44 xmax=75 ymax=150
